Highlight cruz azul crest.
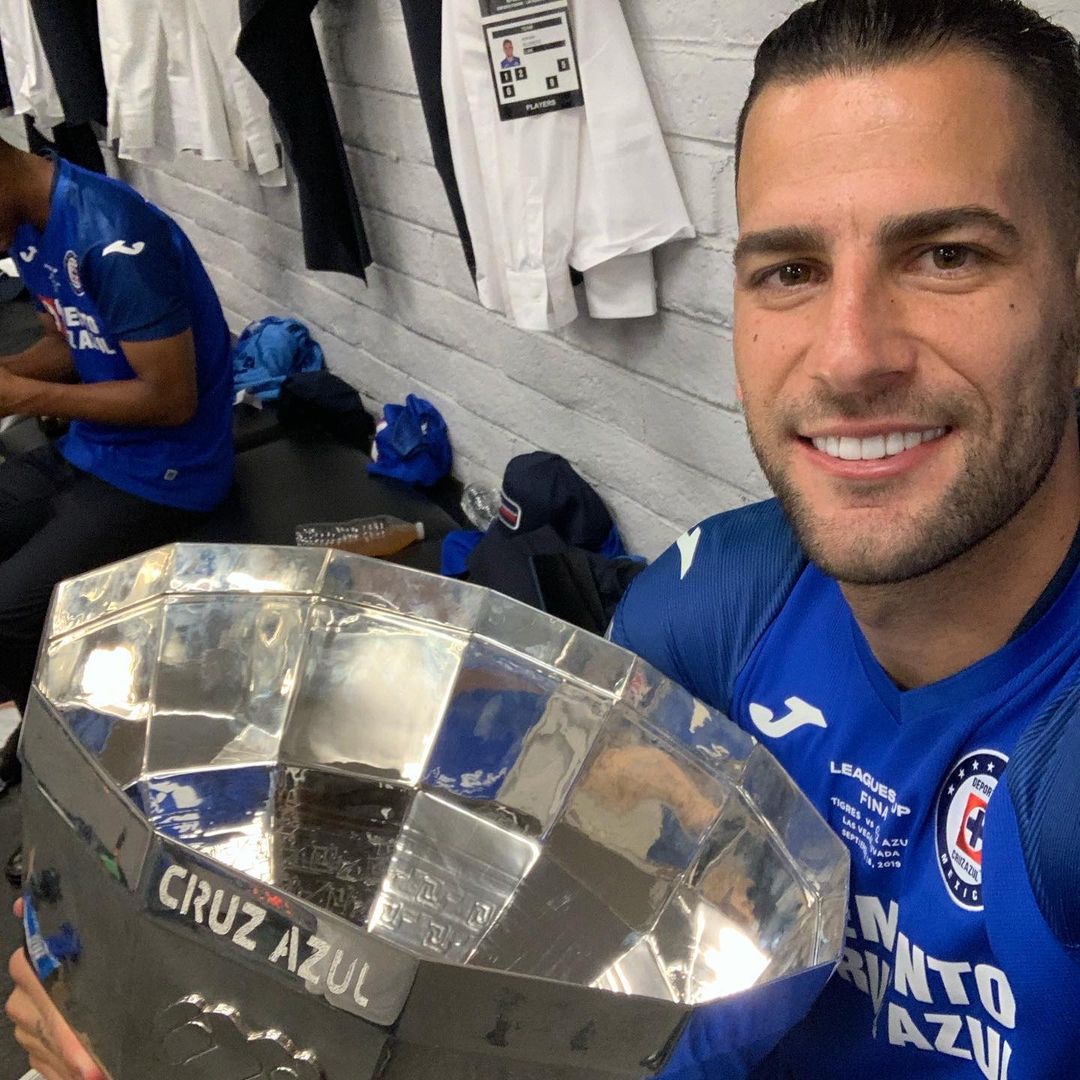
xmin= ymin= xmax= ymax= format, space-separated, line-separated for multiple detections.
xmin=935 ymin=748 xmax=1008 ymax=911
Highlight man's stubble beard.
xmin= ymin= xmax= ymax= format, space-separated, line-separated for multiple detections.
xmin=744 ymin=330 xmax=1078 ymax=587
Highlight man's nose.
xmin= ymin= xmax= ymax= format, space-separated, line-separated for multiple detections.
xmin=803 ymin=266 xmax=914 ymax=393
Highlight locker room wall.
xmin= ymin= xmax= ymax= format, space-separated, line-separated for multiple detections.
xmin=6 ymin=0 xmax=1079 ymax=556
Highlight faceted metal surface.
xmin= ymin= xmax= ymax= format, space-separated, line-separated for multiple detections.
xmin=21 ymin=544 xmax=849 ymax=1079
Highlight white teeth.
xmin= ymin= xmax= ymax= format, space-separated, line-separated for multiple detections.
xmin=837 ymin=437 xmax=862 ymax=460
xmin=810 ymin=428 xmax=946 ymax=460
xmin=861 ymin=435 xmax=886 ymax=460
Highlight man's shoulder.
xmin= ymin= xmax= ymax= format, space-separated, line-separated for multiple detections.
xmin=60 ymin=163 xmax=171 ymax=257
xmin=611 ymin=498 xmax=808 ymax=711
xmin=622 ymin=498 xmax=805 ymax=612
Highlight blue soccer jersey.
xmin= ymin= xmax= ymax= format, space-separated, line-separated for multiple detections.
xmin=10 ymin=159 xmax=233 ymax=511
xmin=612 ymin=499 xmax=1080 ymax=1080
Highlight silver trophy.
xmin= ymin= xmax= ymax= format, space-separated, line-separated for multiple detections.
xmin=20 ymin=544 xmax=849 ymax=1079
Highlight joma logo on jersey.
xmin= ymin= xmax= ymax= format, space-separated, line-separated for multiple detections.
xmin=935 ymin=749 xmax=1007 ymax=911
xmin=749 ymin=695 xmax=827 ymax=738
xmin=102 ymin=239 xmax=146 ymax=258
xmin=677 ymin=526 xmax=701 ymax=579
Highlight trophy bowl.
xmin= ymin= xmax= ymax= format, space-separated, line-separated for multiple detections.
xmin=19 ymin=543 xmax=849 ymax=1079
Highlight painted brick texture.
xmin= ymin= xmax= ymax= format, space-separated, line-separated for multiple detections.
xmin=105 ymin=0 xmax=784 ymax=557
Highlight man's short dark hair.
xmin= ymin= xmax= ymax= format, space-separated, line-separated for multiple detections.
xmin=735 ymin=0 xmax=1080 ymax=203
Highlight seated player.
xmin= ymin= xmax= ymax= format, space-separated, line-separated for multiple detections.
xmin=0 ymin=136 xmax=233 ymax=796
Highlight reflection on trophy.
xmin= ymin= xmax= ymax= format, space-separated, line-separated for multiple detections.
xmin=20 ymin=544 xmax=849 ymax=1078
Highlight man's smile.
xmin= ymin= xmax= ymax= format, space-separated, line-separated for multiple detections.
xmin=803 ymin=427 xmax=949 ymax=461
xmin=792 ymin=424 xmax=954 ymax=480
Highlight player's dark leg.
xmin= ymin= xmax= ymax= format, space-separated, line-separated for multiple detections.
xmin=0 ymin=464 xmax=208 ymax=885
xmin=0 ymin=462 xmax=207 ymax=773
xmin=0 ymin=444 xmax=77 ymax=806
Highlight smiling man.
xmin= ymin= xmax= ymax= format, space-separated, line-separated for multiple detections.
xmin=6 ymin=2 xmax=1080 ymax=1079
xmin=614 ymin=0 xmax=1080 ymax=1077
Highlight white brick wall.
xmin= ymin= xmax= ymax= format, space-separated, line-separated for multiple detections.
xmin=8 ymin=0 xmax=1078 ymax=555
xmin=112 ymin=0 xmax=784 ymax=558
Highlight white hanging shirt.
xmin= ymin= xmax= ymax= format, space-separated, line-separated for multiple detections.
xmin=442 ymin=0 xmax=694 ymax=331
xmin=190 ymin=0 xmax=282 ymax=183
xmin=96 ymin=0 xmax=166 ymax=156
xmin=0 ymin=0 xmax=65 ymax=137
xmin=97 ymin=0 xmax=283 ymax=185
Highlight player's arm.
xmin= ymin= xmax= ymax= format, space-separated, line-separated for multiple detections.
xmin=0 ymin=312 xmax=77 ymax=384
xmin=0 ymin=329 xmax=197 ymax=427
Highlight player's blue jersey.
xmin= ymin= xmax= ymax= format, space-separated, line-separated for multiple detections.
xmin=612 ymin=499 xmax=1080 ymax=1080
xmin=10 ymin=159 xmax=233 ymax=511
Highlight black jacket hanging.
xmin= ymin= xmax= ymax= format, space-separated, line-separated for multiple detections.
xmin=23 ymin=116 xmax=106 ymax=174
xmin=397 ymin=0 xmax=475 ymax=281
xmin=28 ymin=0 xmax=107 ymax=127
xmin=236 ymin=0 xmax=371 ymax=280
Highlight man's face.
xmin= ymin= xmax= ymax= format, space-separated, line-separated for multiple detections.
xmin=504 ymin=41 xmax=514 ymax=58
xmin=734 ymin=51 xmax=1080 ymax=585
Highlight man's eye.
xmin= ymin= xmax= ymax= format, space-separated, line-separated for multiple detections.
xmin=746 ymin=261 xmax=820 ymax=291
xmin=774 ymin=263 xmax=814 ymax=286
xmin=928 ymin=245 xmax=971 ymax=271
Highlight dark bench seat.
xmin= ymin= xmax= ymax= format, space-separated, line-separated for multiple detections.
xmin=0 ymin=416 xmax=458 ymax=574
xmin=190 ymin=426 xmax=456 ymax=572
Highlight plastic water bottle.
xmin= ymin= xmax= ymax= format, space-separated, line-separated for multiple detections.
xmin=295 ymin=515 xmax=425 ymax=557
xmin=460 ymin=483 xmax=500 ymax=531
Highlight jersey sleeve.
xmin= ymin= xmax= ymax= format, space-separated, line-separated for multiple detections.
xmin=82 ymin=208 xmax=192 ymax=342
xmin=980 ymin=689 xmax=1080 ymax=1053
xmin=1002 ymin=679 xmax=1080 ymax=956
xmin=610 ymin=499 xmax=807 ymax=716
